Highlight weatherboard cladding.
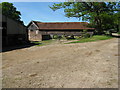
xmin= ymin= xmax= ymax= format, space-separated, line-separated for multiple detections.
xmin=33 ymin=21 xmax=95 ymax=30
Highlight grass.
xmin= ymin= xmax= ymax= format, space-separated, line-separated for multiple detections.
xmin=31 ymin=39 xmax=57 ymax=46
xmin=67 ymin=35 xmax=113 ymax=44
xmin=31 ymin=35 xmax=113 ymax=46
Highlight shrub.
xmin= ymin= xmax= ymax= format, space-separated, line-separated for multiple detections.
xmin=53 ymin=35 xmax=62 ymax=40
xmin=74 ymin=36 xmax=82 ymax=39
xmin=53 ymin=35 xmax=59 ymax=39
xmin=83 ymin=33 xmax=91 ymax=38
xmin=64 ymin=35 xmax=75 ymax=40
xmin=81 ymin=30 xmax=91 ymax=38
xmin=117 ymin=32 xmax=120 ymax=34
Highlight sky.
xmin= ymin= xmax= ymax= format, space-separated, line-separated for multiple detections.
xmin=12 ymin=2 xmax=82 ymax=26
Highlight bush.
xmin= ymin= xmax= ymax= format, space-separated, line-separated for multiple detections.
xmin=53 ymin=35 xmax=59 ymax=39
xmin=117 ymin=32 xmax=120 ymax=34
xmin=81 ymin=30 xmax=91 ymax=38
xmin=83 ymin=33 xmax=91 ymax=38
xmin=64 ymin=35 xmax=75 ymax=40
xmin=74 ymin=36 xmax=82 ymax=39
xmin=53 ymin=35 xmax=62 ymax=40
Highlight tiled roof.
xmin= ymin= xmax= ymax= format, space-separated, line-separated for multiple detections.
xmin=33 ymin=21 xmax=95 ymax=30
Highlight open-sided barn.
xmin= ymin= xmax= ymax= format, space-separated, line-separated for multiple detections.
xmin=27 ymin=21 xmax=95 ymax=41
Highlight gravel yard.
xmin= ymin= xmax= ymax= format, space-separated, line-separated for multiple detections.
xmin=2 ymin=38 xmax=118 ymax=88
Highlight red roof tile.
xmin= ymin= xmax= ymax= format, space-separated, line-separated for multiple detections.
xmin=33 ymin=21 xmax=95 ymax=30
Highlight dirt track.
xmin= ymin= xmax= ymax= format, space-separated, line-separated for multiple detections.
xmin=2 ymin=38 xmax=118 ymax=88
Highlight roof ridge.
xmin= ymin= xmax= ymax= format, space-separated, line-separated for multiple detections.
xmin=32 ymin=21 xmax=42 ymax=23
xmin=28 ymin=21 xmax=94 ymax=30
xmin=32 ymin=21 xmax=88 ymax=24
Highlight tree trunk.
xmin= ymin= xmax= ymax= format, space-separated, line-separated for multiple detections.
xmin=95 ymin=12 xmax=103 ymax=35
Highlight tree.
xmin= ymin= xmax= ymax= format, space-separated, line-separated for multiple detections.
xmin=100 ymin=12 xmax=119 ymax=32
xmin=50 ymin=2 xmax=120 ymax=34
xmin=0 ymin=2 xmax=23 ymax=24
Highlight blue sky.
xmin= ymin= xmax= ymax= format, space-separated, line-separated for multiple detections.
xmin=12 ymin=2 xmax=82 ymax=26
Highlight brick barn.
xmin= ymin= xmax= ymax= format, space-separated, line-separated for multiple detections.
xmin=27 ymin=21 xmax=95 ymax=41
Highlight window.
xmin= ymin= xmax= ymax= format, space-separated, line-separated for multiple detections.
xmin=36 ymin=30 xmax=39 ymax=34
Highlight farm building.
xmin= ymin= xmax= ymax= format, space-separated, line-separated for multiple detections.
xmin=27 ymin=21 xmax=95 ymax=41
xmin=1 ymin=15 xmax=28 ymax=46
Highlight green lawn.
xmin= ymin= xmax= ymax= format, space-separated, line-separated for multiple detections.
xmin=67 ymin=35 xmax=113 ymax=44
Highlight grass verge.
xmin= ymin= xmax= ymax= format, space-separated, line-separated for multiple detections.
xmin=31 ymin=39 xmax=57 ymax=46
xmin=67 ymin=35 xmax=113 ymax=44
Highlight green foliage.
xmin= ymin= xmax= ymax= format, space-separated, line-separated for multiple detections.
xmin=53 ymin=35 xmax=59 ymax=39
xmin=117 ymin=32 xmax=120 ymax=34
xmin=68 ymin=35 xmax=113 ymax=43
xmin=0 ymin=2 xmax=23 ymax=23
xmin=52 ymin=35 xmax=62 ymax=40
xmin=81 ymin=30 xmax=91 ymax=38
xmin=50 ymin=2 xmax=120 ymax=34
xmin=31 ymin=40 xmax=56 ymax=46
xmin=74 ymin=36 xmax=82 ymax=39
xmin=64 ymin=35 xmax=75 ymax=40
xmin=83 ymin=33 xmax=91 ymax=38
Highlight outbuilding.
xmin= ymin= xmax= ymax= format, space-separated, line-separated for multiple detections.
xmin=1 ymin=15 xmax=28 ymax=46
xmin=27 ymin=21 xmax=95 ymax=41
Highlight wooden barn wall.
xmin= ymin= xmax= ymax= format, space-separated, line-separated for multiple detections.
xmin=2 ymin=15 xmax=27 ymax=35
xmin=39 ymin=30 xmax=94 ymax=36
xmin=29 ymin=29 xmax=94 ymax=41
xmin=2 ymin=15 xmax=28 ymax=46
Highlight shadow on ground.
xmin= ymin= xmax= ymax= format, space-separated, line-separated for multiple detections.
xmin=2 ymin=41 xmax=41 ymax=52
xmin=112 ymin=36 xmax=120 ymax=38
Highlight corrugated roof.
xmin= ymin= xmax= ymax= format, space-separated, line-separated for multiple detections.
xmin=33 ymin=21 xmax=95 ymax=30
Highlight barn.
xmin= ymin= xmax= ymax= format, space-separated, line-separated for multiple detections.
xmin=1 ymin=15 xmax=28 ymax=46
xmin=27 ymin=21 xmax=95 ymax=41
